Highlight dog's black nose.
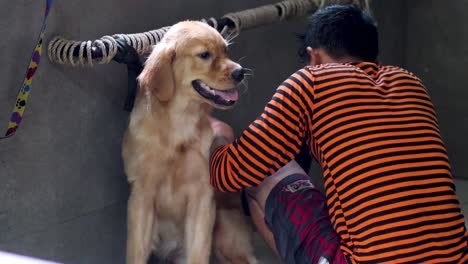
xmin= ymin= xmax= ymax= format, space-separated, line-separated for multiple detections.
xmin=231 ymin=68 xmax=246 ymax=83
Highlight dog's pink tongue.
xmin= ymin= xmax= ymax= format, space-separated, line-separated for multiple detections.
xmin=214 ymin=89 xmax=239 ymax=101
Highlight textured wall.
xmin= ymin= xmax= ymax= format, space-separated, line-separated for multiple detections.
xmin=405 ymin=0 xmax=468 ymax=179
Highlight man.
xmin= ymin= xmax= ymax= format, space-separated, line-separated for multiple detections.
xmin=209 ymin=4 xmax=468 ymax=264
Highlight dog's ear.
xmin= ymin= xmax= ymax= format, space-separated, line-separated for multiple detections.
xmin=138 ymin=42 xmax=175 ymax=102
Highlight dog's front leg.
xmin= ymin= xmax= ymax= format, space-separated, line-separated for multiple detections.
xmin=126 ymin=182 xmax=156 ymax=264
xmin=185 ymin=189 xmax=215 ymax=264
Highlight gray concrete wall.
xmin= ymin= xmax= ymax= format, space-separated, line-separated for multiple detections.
xmin=372 ymin=0 xmax=406 ymax=66
xmin=405 ymin=0 xmax=468 ymax=180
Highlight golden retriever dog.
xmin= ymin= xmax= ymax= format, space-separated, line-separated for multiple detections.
xmin=122 ymin=21 xmax=258 ymax=264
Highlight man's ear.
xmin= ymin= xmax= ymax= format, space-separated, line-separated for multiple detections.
xmin=307 ymin=47 xmax=322 ymax=66
xmin=138 ymin=42 xmax=175 ymax=102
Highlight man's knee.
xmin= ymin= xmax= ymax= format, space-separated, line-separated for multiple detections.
xmin=246 ymin=160 xmax=310 ymax=210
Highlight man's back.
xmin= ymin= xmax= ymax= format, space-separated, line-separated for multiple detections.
xmin=210 ymin=61 xmax=468 ymax=262
xmin=308 ymin=62 xmax=468 ymax=263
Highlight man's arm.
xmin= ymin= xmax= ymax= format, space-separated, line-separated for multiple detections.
xmin=209 ymin=68 xmax=315 ymax=192
xmin=210 ymin=135 xmax=231 ymax=154
xmin=209 ymin=116 xmax=235 ymax=153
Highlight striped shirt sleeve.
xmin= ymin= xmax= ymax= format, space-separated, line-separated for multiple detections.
xmin=209 ymin=68 xmax=314 ymax=192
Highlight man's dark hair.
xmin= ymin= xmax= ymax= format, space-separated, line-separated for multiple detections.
xmin=298 ymin=4 xmax=379 ymax=63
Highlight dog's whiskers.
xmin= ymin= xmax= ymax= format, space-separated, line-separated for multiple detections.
xmin=239 ymin=79 xmax=249 ymax=95
xmin=224 ymin=30 xmax=236 ymax=39
xmin=243 ymin=67 xmax=254 ymax=74
xmin=237 ymin=56 xmax=247 ymax=63
xmin=226 ymin=36 xmax=237 ymax=45
xmin=241 ymin=84 xmax=249 ymax=95
xmin=224 ymin=31 xmax=239 ymax=44
xmin=223 ymin=30 xmax=233 ymax=39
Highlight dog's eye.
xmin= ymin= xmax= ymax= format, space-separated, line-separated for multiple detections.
xmin=198 ymin=51 xmax=211 ymax=60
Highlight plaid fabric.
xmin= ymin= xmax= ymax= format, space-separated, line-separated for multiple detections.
xmin=265 ymin=174 xmax=348 ymax=264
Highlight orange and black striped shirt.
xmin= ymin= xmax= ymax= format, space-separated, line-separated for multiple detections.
xmin=210 ymin=62 xmax=468 ymax=263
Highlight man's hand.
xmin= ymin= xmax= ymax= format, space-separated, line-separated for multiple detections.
xmin=208 ymin=116 xmax=234 ymax=154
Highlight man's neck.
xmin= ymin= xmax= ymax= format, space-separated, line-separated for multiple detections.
xmin=309 ymin=56 xmax=364 ymax=66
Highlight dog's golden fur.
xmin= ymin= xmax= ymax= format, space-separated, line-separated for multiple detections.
xmin=122 ymin=21 xmax=258 ymax=264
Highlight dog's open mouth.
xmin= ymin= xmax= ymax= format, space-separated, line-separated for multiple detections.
xmin=192 ymin=80 xmax=238 ymax=106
